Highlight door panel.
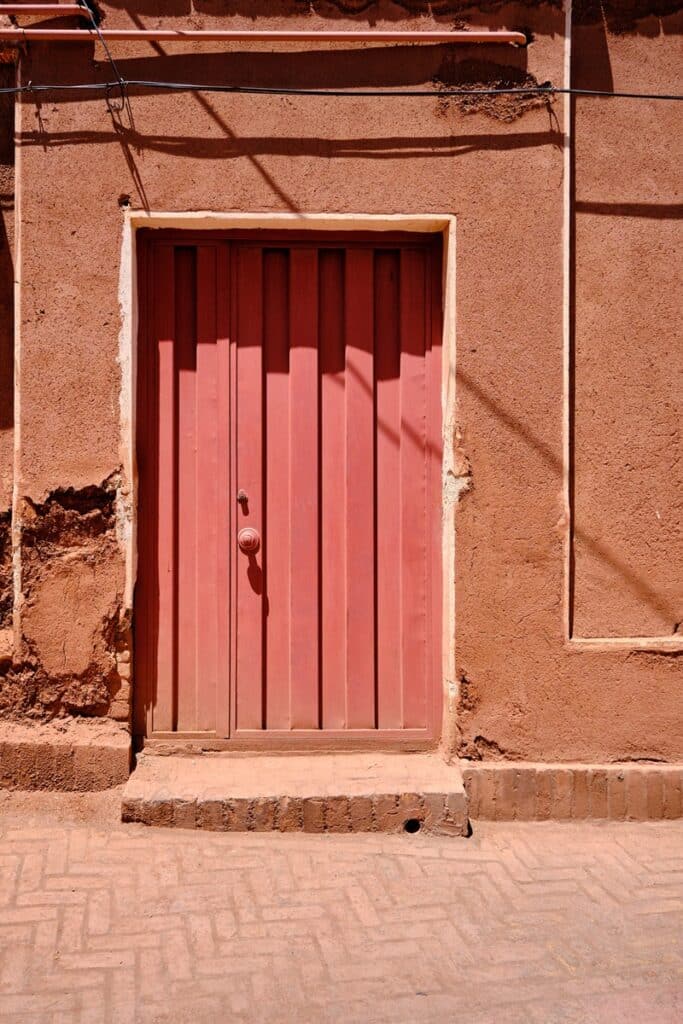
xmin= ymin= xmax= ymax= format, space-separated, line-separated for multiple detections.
xmin=233 ymin=246 xmax=264 ymax=732
xmin=136 ymin=232 xmax=442 ymax=745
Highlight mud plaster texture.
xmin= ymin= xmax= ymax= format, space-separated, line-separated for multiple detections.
xmin=0 ymin=479 xmax=130 ymax=724
xmin=1 ymin=1 xmax=682 ymax=766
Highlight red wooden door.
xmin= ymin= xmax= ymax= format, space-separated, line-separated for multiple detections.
xmin=135 ymin=231 xmax=442 ymax=746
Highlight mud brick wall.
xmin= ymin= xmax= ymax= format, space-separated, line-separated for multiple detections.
xmin=0 ymin=2 xmax=680 ymax=760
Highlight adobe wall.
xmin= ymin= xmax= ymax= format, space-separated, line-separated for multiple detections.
xmin=0 ymin=1 xmax=680 ymax=765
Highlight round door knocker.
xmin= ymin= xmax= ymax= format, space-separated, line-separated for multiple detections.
xmin=237 ymin=527 xmax=260 ymax=555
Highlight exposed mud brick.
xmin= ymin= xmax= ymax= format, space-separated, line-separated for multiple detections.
xmin=475 ymin=770 xmax=497 ymax=819
xmin=495 ymin=769 xmax=516 ymax=821
xmin=251 ymin=798 xmax=277 ymax=832
xmin=277 ymin=796 xmax=304 ymax=832
xmin=571 ymin=770 xmax=589 ymax=818
xmin=607 ymin=772 xmax=627 ymax=820
xmin=225 ymin=799 xmax=251 ymax=832
xmin=663 ymin=771 xmax=683 ymax=820
xmin=324 ymin=797 xmax=350 ymax=833
xmin=397 ymin=793 xmax=422 ymax=819
xmin=514 ymin=768 xmax=537 ymax=820
xmin=121 ymin=796 xmax=146 ymax=824
xmin=109 ymin=700 xmax=130 ymax=723
xmin=302 ymin=798 xmax=325 ymax=834
xmin=196 ymin=799 xmax=226 ymax=831
xmin=373 ymin=795 xmax=401 ymax=832
xmin=437 ymin=794 xmax=468 ymax=836
xmin=553 ymin=770 xmax=574 ymax=820
xmin=533 ymin=771 xmax=551 ymax=821
xmin=588 ymin=770 xmax=608 ymax=819
xmin=347 ymin=795 xmax=373 ymax=832
xmin=423 ymin=793 xmax=446 ymax=829
xmin=645 ymin=770 xmax=664 ymax=820
xmin=146 ymin=799 xmax=174 ymax=828
xmin=172 ymin=800 xmax=197 ymax=830
xmin=626 ymin=770 xmax=649 ymax=821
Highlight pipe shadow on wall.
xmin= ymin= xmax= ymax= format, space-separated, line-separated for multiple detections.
xmin=34 ymin=44 xmax=535 ymax=92
xmin=21 ymin=38 xmax=551 ymax=211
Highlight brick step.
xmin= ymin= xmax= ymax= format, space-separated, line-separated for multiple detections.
xmin=121 ymin=751 xmax=468 ymax=835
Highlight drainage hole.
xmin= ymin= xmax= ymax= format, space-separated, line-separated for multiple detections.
xmin=403 ymin=818 xmax=422 ymax=834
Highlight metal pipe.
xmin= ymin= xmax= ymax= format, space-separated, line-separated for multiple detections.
xmin=0 ymin=27 xmax=527 ymax=45
xmin=0 ymin=4 xmax=87 ymax=14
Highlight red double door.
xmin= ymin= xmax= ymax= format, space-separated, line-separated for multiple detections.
xmin=135 ymin=231 xmax=442 ymax=746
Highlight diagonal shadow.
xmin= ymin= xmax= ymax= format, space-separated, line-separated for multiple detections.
xmin=121 ymin=11 xmax=300 ymax=211
xmin=456 ymin=366 xmax=680 ymax=630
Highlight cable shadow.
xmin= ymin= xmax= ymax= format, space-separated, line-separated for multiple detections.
xmin=122 ymin=13 xmax=301 ymax=211
xmin=17 ymin=127 xmax=563 ymax=159
xmin=456 ymin=366 xmax=680 ymax=629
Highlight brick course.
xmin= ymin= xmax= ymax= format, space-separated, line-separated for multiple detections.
xmin=0 ymin=720 xmax=130 ymax=790
xmin=462 ymin=763 xmax=683 ymax=821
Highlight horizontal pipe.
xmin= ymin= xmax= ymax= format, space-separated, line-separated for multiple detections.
xmin=0 ymin=3 xmax=87 ymax=14
xmin=0 ymin=27 xmax=527 ymax=45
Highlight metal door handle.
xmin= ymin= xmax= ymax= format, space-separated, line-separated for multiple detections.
xmin=238 ymin=527 xmax=260 ymax=554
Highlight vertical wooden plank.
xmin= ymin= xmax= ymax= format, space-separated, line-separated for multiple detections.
xmin=263 ymin=249 xmax=291 ymax=729
xmin=400 ymin=249 xmax=428 ymax=728
xmin=195 ymin=246 xmax=219 ymax=732
xmin=234 ymin=246 xmax=264 ymax=730
xmin=374 ymin=250 xmax=403 ymax=729
xmin=152 ymin=244 xmax=176 ymax=734
xmin=344 ymin=248 xmax=376 ymax=729
xmin=134 ymin=235 xmax=155 ymax=739
xmin=319 ymin=250 xmax=347 ymax=729
xmin=289 ymin=248 xmax=320 ymax=729
xmin=215 ymin=243 xmax=232 ymax=737
xmin=175 ymin=248 xmax=198 ymax=732
xmin=427 ymin=244 xmax=444 ymax=738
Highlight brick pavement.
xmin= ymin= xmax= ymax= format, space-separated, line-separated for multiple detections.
xmin=0 ymin=789 xmax=682 ymax=1024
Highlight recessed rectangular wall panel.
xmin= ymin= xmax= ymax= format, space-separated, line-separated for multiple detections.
xmin=571 ymin=48 xmax=683 ymax=640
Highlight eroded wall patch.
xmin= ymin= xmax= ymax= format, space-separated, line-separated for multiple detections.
xmin=0 ymin=510 xmax=10 ymax=631
xmin=0 ymin=476 xmax=130 ymax=723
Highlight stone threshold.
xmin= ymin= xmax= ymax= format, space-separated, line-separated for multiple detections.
xmin=121 ymin=751 xmax=469 ymax=835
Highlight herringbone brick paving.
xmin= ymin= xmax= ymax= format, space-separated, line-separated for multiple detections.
xmin=0 ymin=790 xmax=682 ymax=1023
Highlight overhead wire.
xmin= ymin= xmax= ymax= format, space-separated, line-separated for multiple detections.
xmin=0 ymin=79 xmax=681 ymax=100
xmin=77 ymin=1 xmax=127 ymax=113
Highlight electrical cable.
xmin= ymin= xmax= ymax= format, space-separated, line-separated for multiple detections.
xmin=0 ymin=80 xmax=681 ymax=101
xmin=77 ymin=1 xmax=127 ymax=113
